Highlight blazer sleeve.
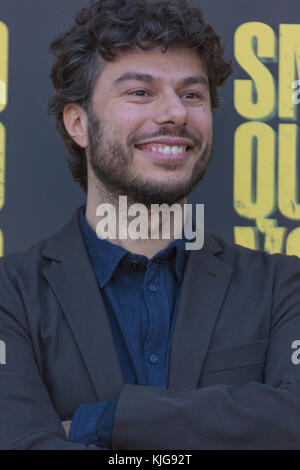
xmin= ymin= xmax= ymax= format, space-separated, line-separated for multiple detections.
xmin=112 ymin=255 xmax=300 ymax=450
xmin=0 ymin=259 xmax=99 ymax=450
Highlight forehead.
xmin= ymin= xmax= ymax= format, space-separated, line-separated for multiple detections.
xmin=96 ymin=46 xmax=208 ymax=90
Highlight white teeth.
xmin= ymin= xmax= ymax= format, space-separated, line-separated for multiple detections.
xmin=149 ymin=145 xmax=186 ymax=154
xmin=171 ymin=146 xmax=186 ymax=155
xmin=145 ymin=145 xmax=187 ymax=154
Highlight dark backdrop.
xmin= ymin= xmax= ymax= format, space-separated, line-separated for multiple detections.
xmin=0 ymin=0 xmax=299 ymax=256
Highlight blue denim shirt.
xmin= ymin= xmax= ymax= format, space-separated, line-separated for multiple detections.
xmin=68 ymin=205 xmax=188 ymax=448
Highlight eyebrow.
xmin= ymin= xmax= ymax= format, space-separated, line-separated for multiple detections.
xmin=112 ymin=72 xmax=209 ymax=89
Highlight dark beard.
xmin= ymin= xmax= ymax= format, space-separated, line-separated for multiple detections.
xmin=88 ymin=109 xmax=213 ymax=207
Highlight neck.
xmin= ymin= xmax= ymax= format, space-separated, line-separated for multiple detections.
xmin=85 ymin=182 xmax=187 ymax=259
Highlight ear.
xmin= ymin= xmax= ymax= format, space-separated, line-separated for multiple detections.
xmin=63 ymin=103 xmax=89 ymax=148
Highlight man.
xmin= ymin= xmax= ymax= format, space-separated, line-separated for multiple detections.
xmin=1 ymin=0 xmax=300 ymax=450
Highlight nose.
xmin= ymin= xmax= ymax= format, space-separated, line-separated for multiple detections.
xmin=153 ymin=90 xmax=188 ymax=128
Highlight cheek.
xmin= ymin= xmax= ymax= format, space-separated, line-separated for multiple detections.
xmin=109 ymin=104 xmax=146 ymax=132
xmin=189 ymin=108 xmax=212 ymax=136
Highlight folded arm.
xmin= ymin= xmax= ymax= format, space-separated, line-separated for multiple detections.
xmin=111 ymin=255 xmax=300 ymax=449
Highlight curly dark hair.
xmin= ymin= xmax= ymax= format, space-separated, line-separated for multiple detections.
xmin=47 ymin=0 xmax=232 ymax=193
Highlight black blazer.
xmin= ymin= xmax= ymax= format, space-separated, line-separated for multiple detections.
xmin=1 ymin=207 xmax=300 ymax=449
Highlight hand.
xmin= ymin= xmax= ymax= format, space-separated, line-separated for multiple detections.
xmin=62 ymin=420 xmax=72 ymax=439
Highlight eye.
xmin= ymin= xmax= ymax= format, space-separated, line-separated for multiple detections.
xmin=128 ymin=89 xmax=150 ymax=97
xmin=183 ymin=92 xmax=203 ymax=100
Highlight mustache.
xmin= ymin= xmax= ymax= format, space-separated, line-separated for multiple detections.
xmin=128 ymin=126 xmax=202 ymax=149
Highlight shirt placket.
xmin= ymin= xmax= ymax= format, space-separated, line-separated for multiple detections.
xmin=143 ymin=260 xmax=171 ymax=388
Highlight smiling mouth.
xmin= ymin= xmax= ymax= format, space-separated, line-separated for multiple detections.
xmin=134 ymin=143 xmax=192 ymax=161
xmin=135 ymin=143 xmax=191 ymax=154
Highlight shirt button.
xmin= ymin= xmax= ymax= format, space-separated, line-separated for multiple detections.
xmin=149 ymin=353 xmax=159 ymax=364
xmin=148 ymin=283 xmax=157 ymax=292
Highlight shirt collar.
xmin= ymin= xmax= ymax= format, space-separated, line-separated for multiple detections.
xmin=79 ymin=205 xmax=188 ymax=287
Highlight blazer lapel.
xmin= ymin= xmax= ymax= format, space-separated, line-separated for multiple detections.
xmin=41 ymin=208 xmax=124 ymax=401
xmin=168 ymin=234 xmax=233 ymax=391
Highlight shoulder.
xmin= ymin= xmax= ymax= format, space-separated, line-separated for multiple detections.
xmin=0 ymin=237 xmax=53 ymax=290
xmin=0 ymin=207 xmax=81 ymax=283
xmin=205 ymin=232 xmax=300 ymax=279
